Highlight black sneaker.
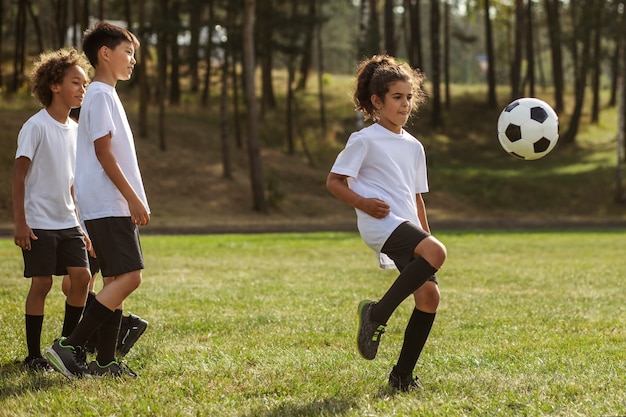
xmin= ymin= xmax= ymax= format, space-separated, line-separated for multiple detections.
xmin=23 ymin=356 xmax=53 ymax=372
xmin=44 ymin=338 xmax=88 ymax=379
xmin=117 ymin=314 xmax=148 ymax=357
xmin=88 ymin=359 xmax=122 ymax=377
xmin=388 ymin=366 xmax=424 ymax=392
xmin=356 ymin=300 xmax=386 ymax=360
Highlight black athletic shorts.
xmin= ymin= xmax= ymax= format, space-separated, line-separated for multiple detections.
xmin=84 ymin=217 xmax=144 ymax=277
xmin=22 ymin=226 xmax=89 ymax=278
xmin=381 ymin=221 xmax=438 ymax=284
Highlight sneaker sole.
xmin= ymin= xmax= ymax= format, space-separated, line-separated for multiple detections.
xmin=44 ymin=347 xmax=77 ymax=380
xmin=356 ymin=299 xmax=374 ymax=360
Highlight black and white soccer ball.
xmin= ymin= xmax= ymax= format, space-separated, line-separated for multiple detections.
xmin=497 ymin=98 xmax=559 ymax=160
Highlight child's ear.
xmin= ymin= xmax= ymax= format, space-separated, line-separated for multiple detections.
xmin=50 ymin=83 xmax=61 ymax=94
xmin=99 ymin=45 xmax=110 ymax=61
xmin=371 ymin=94 xmax=382 ymax=110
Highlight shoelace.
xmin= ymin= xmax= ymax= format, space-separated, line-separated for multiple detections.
xmin=372 ymin=325 xmax=386 ymax=341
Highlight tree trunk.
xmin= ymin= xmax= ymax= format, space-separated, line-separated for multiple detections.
xmin=11 ymin=0 xmax=27 ymax=93
xmin=511 ymin=0 xmax=524 ymax=100
xmin=157 ymin=0 xmax=169 ymax=151
xmin=384 ymin=0 xmax=396 ymax=56
xmin=243 ymin=0 xmax=267 ymax=213
xmin=297 ymin=0 xmax=317 ymax=90
xmin=443 ymin=1 xmax=450 ymax=109
xmin=523 ymin=0 xmax=535 ymax=97
xmin=484 ymin=0 xmax=497 ymax=109
xmin=616 ymin=0 xmax=626 ymax=202
xmin=543 ymin=0 xmax=564 ymax=113
xmin=429 ymin=0 xmax=441 ymax=128
xmin=561 ymin=0 xmax=593 ymax=145
xmin=220 ymin=36 xmax=232 ymax=180
xmin=168 ymin=1 xmax=181 ymax=106
xmin=137 ymin=0 xmax=149 ymax=139
xmin=590 ymin=3 xmax=602 ymax=124
xmin=53 ymin=0 xmax=68 ymax=48
xmin=316 ymin=0 xmax=327 ymax=138
xmin=405 ymin=0 xmax=422 ymax=69
xmin=188 ymin=0 xmax=204 ymax=93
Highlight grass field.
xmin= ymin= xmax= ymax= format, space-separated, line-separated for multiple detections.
xmin=1 ymin=230 xmax=625 ymax=416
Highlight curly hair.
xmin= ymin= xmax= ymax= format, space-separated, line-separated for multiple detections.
xmin=31 ymin=48 xmax=90 ymax=108
xmin=353 ymin=55 xmax=427 ymax=122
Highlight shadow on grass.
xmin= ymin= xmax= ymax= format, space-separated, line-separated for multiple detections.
xmin=0 ymin=360 xmax=62 ymax=398
xmin=241 ymin=397 xmax=356 ymax=417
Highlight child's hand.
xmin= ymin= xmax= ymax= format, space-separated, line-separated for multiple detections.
xmin=129 ymin=197 xmax=150 ymax=226
xmin=14 ymin=223 xmax=37 ymax=250
xmin=362 ymin=198 xmax=390 ymax=219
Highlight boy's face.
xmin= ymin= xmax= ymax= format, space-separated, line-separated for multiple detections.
xmin=51 ymin=65 xmax=88 ymax=110
xmin=104 ymin=40 xmax=137 ymax=81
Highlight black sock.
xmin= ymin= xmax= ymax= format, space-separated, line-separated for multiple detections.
xmin=65 ymin=299 xmax=113 ymax=348
xmin=62 ymin=303 xmax=85 ymax=337
xmin=96 ymin=309 xmax=122 ymax=365
xmin=25 ymin=314 xmax=44 ymax=358
xmin=394 ymin=309 xmax=436 ymax=377
xmin=371 ymin=257 xmax=437 ymax=324
xmin=86 ymin=291 xmax=96 ymax=307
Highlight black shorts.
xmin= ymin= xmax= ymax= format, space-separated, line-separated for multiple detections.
xmin=84 ymin=217 xmax=144 ymax=277
xmin=22 ymin=227 xmax=89 ymax=278
xmin=381 ymin=221 xmax=438 ymax=283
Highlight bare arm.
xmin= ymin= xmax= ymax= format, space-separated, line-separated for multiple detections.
xmin=94 ymin=134 xmax=150 ymax=226
xmin=12 ymin=156 xmax=37 ymax=249
xmin=416 ymin=193 xmax=430 ymax=233
xmin=326 ymin=172 xmax=390 ymax=219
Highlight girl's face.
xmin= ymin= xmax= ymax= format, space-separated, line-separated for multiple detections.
xmin=372 ymin=80 xmax=413 ymax=134
xmin=52 ymin=65 xmax=87 ymax=110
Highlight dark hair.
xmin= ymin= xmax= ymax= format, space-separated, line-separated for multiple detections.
xmin=31 ymin=48 xmax=90 ymax=107
xmin=353 ymin=55 xmax=427 ymax=122
xmin=82 ymin=21 xmax=140 ymax=67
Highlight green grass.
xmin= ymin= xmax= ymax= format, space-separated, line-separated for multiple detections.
xmin=1 ymin=231 xmax=625 ymax=416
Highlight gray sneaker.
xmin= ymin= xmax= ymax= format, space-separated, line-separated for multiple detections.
xmin=44 ymin=338 xmax=88 ymax=379
xmin=356 ymin=300 xmax=386 ymax=360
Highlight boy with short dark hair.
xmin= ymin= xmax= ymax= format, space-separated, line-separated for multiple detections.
xmin=12 ymin=48 xmax=91 ymax=371
xmin=45 ymin=21 xmax=150 ymax=379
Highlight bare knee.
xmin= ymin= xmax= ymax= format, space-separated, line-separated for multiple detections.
xmin=413 ymin=281 xmax=440 ymax=313
xmin=29 ymin=277 xmax=53 ymax=298
xmin=415 ymin=236 xmax=447 ymax=269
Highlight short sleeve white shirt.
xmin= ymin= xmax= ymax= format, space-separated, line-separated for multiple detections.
xmin=330 ymin=123 xmax=429 ymax=267
xmin=75 ymin=81 xmax=150 ymax=220
xmin=15 ymin=109 xmax=80 ymax=229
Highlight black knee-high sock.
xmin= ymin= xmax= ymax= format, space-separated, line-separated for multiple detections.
xmin=65 ymin=299 xmax=113 ymax=348
xmin=25 ymin=314 xmax=44 ymax=358
xmin=394 ymin=309 xmax=436 ymax=377
xmin=62 ymin=303 xmax=85 ymax=337
xmin=371 ymin=257 xmax=437 ymax=324
xmin=96 ymin=309 xmax=122 ymax=365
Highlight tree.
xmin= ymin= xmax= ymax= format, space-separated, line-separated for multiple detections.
xmin=384 ymin=0 xmax=396 ymax=56
xmin=510 ymin=0 xmax=524 ymax=100
xmin=561 ymin=0 xmax=594 ymax=145
xmin=242 ymin=0 xmax=267 ymax=212
xmin=404 ymin=0 xmax=423 ymax=69
xmin=543 ymin=0 xmax=564 ymax=113
xmin=483 ymin=0 xmax=497 ymax=109
xmin=616 ymin=0 xmax=626 ymax=202
xmin=430 ymin=0 xmax=442 ymax=128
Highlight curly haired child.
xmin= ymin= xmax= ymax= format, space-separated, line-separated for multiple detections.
xmin=327 ymin=55 xmax=447 ymax=392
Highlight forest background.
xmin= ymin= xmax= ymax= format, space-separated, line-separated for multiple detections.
xmin=0 ymin=0 xmax=625 ymax=232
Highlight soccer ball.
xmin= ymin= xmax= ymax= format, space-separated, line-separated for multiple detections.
xmin=497 ymin=98 xmax=559 ymax=160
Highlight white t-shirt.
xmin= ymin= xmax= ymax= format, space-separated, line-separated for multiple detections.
xmin=75 ymin=81 xmax=150 ymax=220
xmin=15 ymin=109 xmax=80 ymax=230
xmin=330 ymin=123 xmax=429 ymax=268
